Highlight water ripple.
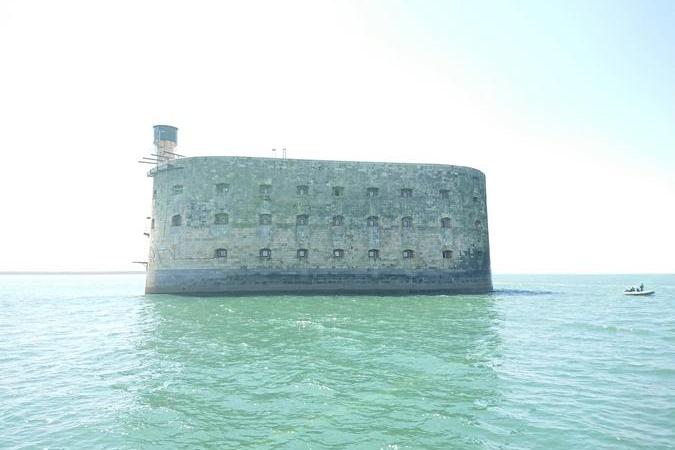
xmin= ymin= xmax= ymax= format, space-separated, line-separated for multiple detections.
xmin=0 ymin=274 xmax=674 ymax=449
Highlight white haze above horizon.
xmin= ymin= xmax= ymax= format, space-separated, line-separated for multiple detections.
xmin=0 ymin=0 xmax=673 ymax=273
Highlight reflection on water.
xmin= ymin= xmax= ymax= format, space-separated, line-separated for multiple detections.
xmin=124 ymin=294 xmax=502 ymax=448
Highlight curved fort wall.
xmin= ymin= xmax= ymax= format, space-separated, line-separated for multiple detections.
xmin=146 ymin=156 xmax=492 ymax=294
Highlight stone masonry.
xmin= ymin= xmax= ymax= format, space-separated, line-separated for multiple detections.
xmin=145 ymin=156 xmax=492 ymax=294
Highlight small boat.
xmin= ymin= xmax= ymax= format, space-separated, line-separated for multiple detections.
xmin=624 ymin=290 xmax=655 ymax=296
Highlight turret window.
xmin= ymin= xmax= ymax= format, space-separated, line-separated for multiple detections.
xmin=172 ymin=184 xmax=183 ymax=194
xmin=401 ymin=216 xmax=412 ymax=228
xmin=296 ymin=214 xmax=308 ymax=225
xmin=333 ymin=249 xmax=344 ymax=259
xmin=403 ymin=249 xmax=414 ymax=259
xmin=441 ymin=217 xmax=451 ymax=228
xmin=216 ymin=183 xmax=230 ymax=194
xmin=297 ymin=249 xmax=308 ymax=259
xmin=367 ymin=216 xmax=378 ymax=227
xmin=297 ymin=185 xmax=309 ymax=195
xmin=259 ymin=214 xmax=272 ymax=225
xmin=215 ymin=213 xmax=229 ymax=225
xmin=442 ymin=250 xmax=453 ymax=259
xmin=400 ymin=188 xmax=413 ymax=198
xmin=367 ymin=187 xmax=379 ymax=197
xmin=332 ymin=215 xmax=344 ymax=226
xmin=215 ymin=248 xmax=228 ymax=258
xmin=368 ymin=249 xmax=379 ymax=259
xmin=171 ymin=214 xmax=182 ymax=226
xmin=260 ymin=248 xmax=271 ymax=259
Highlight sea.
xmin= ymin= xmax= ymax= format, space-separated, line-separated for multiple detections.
xmin=0 ymin=274 xmax=673 ymax=450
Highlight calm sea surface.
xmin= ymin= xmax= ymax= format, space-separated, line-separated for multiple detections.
xmin=1 ymin=274 xmax=674 ymax=449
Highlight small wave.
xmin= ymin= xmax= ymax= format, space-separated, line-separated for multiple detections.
xmin=492 ymin=289 xmax=556 ymax=296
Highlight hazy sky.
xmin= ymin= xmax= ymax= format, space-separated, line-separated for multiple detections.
xmin=1 ymin=0 xmax=673 ymax=273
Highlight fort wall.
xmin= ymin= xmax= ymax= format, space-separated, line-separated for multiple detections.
xmin=145 ymin=156 xmax=491 ymax=294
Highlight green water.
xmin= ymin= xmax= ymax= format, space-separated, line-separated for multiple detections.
xmin=1 ymin=274 xmax=674 ymax=449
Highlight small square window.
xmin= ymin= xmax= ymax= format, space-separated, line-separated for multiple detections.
xmin=441 ymin=217 xmax=451 ymax=228
xmin=259 ymin=214 xmax=272 ymax=225
xmin=400 ymin=188 xmax=413 ymax=198
xmin=367 ymin=216 xmax=378 ymax=227
xmin=368 ymin=249 xmax=379 ymax=259
xmin=216 ymin=183 xmax=230 ymax=194
xmin=403 ymin=249 xmax=414 ymax=259
xmin=297 ymin=185 xmax=309 ymax=195
xmin=296 ymin=215 xmax=308 ymax=226
xmin=473 ymin=196 xmax=479 ymax=203
xmin=215 ymin=248 xmax=228 ymax=258
xmin=442 ymin=250 xmax=453 ymax=259
xmin=333 ymin=249 xmax=344 ymax=258
xmin=297 ymin=249 xmax=308 ymax=259
xmin=172 ymin=184 xmax=183 ymax=194
xmin=401 ymin=216 xmax=412 ymax=228
xmin=260 ymin=184 xmax=272 ymax=195
xmin=332 ymin=215 xmax=344 ymax=226
xmin=367 ymin=187 xmax=379 ymax=197
xmin=260 ymin=248 xmax=271 ymax=258
xmin=440 ymin=189 xmax=450 ymax=199
xmin=332 ymin=186 xmax=344 ymax=196
xmin=215 ymin=213 xmax=229 ymax=225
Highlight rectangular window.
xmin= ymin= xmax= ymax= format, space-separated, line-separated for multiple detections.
xmin=172 ymin=184 xmax=183 ymax=194
xmin=216 ymin=183 xmax=229 ymax=194
xmin=215 ymin=249 xmax=228 ymax=258
xmin=401 ymin=188 xmax=413 ymax=198
xmin=440 ymin=189 xmax=450 ymax=199
xmin=367 ymin=187 xmax=379 ymax=197
xmin=260 ymin=184 xmax=272 ymax=195
xmin=297 ymin=185 xmax=309 ymax=195
xmin=215 ymin=213 xmax=229 ymax=225
xmin=442 ymin=250 xmax=453 ymax=259
xmin=332 ymin=186 xmax=344 ymax=196
xmin=297 ymin=249 xmax=308 ymax=259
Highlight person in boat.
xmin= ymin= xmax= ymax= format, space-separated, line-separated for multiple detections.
xmin=628 ymin=287 xmax=635 ymax=292
xmin=640 ymin=283 xmax=644 ymax=292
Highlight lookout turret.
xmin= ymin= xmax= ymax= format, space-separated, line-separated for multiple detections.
xmin=153 ymin=125 xmax=179 ymax=161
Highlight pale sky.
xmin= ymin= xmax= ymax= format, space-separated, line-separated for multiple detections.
xmin=0 ymin=0 xmax=673 ymax=273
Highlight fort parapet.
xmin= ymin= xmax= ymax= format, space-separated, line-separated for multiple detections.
xmin=144 ymin=128 xmax=492 ymax=294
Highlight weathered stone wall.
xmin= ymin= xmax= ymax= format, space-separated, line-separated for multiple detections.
xmin=146 ymin=156 xmax=491 ymax=294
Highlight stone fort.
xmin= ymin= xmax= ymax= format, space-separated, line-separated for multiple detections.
xmin=144 ymin=125 xmax=492 ymax=294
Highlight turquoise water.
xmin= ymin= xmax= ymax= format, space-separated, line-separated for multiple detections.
xmin=1 ymin=274 xmax=674 ymax=449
